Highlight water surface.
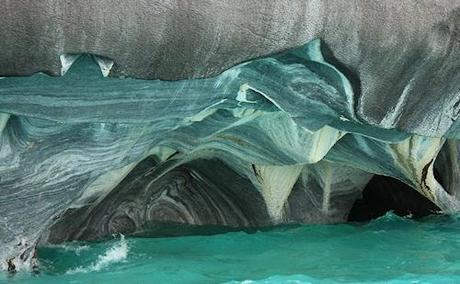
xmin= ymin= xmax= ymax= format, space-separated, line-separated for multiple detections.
xmin=3 ymin=213 xmax=460 ymax=283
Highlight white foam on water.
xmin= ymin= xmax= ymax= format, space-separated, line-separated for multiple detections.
xmin=228 ymin=275 xmax=316 ymax=284
xmin=66 ymin=235 xmax=128 ymax=274
xmin=67 ymin=245 xmax=90 ymax=256
xmin=47 ymin=243 xmax=90 ymax=256
xmin=226 ymin=275 xmax=315 ymax=284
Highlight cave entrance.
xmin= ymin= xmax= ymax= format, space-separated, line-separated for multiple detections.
xmin=347 ymin=175 xmax=440 ymax=222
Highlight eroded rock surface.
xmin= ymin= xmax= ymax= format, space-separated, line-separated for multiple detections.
xmin=0 ymin=1 xmax=459 ymax=271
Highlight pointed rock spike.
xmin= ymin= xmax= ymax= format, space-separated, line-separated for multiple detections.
xmin=59 ymin=54 xmax=81 ymax=76
xmin=254 ymin=164 xmax=303 ymax=222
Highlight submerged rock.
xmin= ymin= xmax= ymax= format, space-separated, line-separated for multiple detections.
xmin=0 ymin=1 xmax=459 ymax=271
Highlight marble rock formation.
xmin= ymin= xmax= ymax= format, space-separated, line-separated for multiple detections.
xmin=0 ymin=0 xmax=459 ymax=271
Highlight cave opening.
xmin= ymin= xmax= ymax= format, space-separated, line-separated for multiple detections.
xmin=347 ymin=174 xmax=441 ymax=222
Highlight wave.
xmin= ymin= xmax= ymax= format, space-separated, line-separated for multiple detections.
xmin=65 ymin=235 xmax=128 ymax=274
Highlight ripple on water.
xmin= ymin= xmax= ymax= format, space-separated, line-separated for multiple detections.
xmin=2 ymin=213 xmax=460 ymax=283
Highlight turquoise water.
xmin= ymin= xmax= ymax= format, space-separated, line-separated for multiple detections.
xmin=2 ymin=213 xmax=460 ymax=283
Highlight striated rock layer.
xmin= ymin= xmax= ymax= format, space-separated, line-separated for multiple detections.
xmin=0 ymin=1 xmax=459 ymax=271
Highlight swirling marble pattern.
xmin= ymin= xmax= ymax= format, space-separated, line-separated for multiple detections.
xmin=1 ymin=1 xmax=459 ymax=136
xmin=44 ymin=158 xmax=270 ymax=243
xmin=44 ymin=158 xmax=374 ymax=242
xmin=435 ymin=140 xmax=460 ymax=200
xmin=0 ymin=37 xmax=458 ymax=270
